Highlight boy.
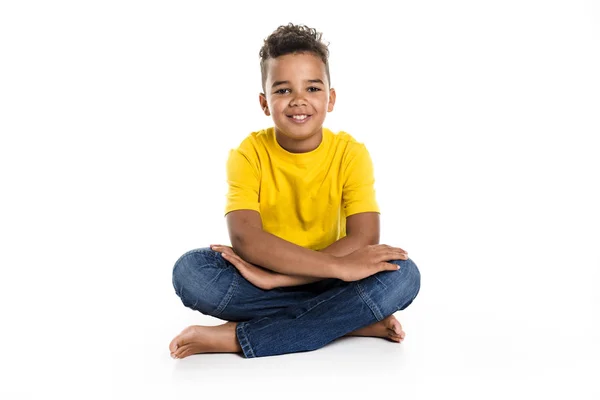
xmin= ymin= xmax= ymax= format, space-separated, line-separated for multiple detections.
xmin=169 ymin=23 xmax=420 ymax=359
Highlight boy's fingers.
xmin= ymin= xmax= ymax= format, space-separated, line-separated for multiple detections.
xmin=391 ymin=250 xmax=408 ymax=259
xmin=376 ymin=251 xmax=407 ymax=262
xmin=375 ymin=247 xmax=407 ymax=256
xmin=212 ymin=245 xmax=237 ymax=257
xmin=222 ymin=252 xmax=241 ymax=267
xmin=381 ymin=262 xmax=400 ymax=271
xmin=226 ymin=252 xmax=247 ymax=267
xmin=376 ymin=244 xmax=407 ymax=254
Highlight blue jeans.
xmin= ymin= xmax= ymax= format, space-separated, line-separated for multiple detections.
xmin=172 ymin=247 xmax=421 ymax=358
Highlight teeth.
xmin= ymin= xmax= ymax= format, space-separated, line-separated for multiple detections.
xmin=292 ymin=115 xmax=307 ymax=120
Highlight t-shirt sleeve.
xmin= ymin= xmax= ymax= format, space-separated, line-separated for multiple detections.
xmin=342 ymin=143 xmax=380 ymax=216
xmin=224 ymin=148 xmax=260 ymax=216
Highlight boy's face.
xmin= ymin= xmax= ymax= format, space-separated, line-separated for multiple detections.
xmin=259 ymin=52 xmax=336 ymax=152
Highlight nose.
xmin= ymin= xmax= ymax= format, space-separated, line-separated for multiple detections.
xmin=289 ymin=92 xmax=307 ymax=107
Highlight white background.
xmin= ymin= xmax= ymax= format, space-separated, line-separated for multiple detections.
xmin=1 ymin=1 xmax=599 ymax=399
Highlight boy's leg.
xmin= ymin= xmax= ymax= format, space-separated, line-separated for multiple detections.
xmin=171 ymin=247 xmax=329 ymax=322
xmin=234 ymin=258 xmax=420 ymax=358
xmin=170 ymin=247 xmax=421 ymax=358
xmin=169 ymin=247 xmax=342 ymax=358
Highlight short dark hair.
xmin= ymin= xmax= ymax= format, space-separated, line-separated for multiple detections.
xmin=259 ymin=23 xmax=331 ymax=92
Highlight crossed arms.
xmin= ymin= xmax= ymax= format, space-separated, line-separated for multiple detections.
xmin=214 ymin=209 xmax=406 ymax=290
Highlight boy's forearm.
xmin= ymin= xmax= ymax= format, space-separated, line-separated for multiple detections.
xmin=232 ymin=227 xmax=340 ymax=279
xmin=269 ymin=235 xmax=376 ymax=289
xmin=271 ymin=274 xmax=323 ymax=288
xmin=319 ymin=234 xmax=377 ymax=257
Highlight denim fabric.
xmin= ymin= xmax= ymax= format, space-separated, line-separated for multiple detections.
xmin=172 ymin=247 xmax=421 ymax=358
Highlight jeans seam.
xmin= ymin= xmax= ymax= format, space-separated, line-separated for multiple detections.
xmin=173 ymin=248 xmax=207 ymax=269
xmin=173 ymin=248 xmax=210 ymax=303
xmin=293 ymin=287 xmax=347 ymax=319
xmin=213 ymin=269 xmax=239 ymax=317
xmin=236 ymin=322 xmax=256 ymax=358
xmin=373 ymin=275 xmax=387 ymax=289
xmin=355 ymin=282 xmax=384 ymax=321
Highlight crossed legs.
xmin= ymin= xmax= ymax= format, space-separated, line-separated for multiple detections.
xmin=169 ymin=248 xmax=420 ymax=358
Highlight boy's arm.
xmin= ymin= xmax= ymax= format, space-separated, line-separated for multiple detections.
xmin=269 ymin=212 xmax=380 ymax=288
xmin=227 ymin=209 xmax=340 ymax=279
xmin=225 ymin=210 xmax=380 ymax=289
xmin=213 ymin=211 xmax=379 ymax=289
xmin=319 ymin=212 xmax=380 ymax=256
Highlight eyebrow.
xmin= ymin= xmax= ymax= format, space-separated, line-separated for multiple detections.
xmin=271 ymin=79 xmax=325 ymax=89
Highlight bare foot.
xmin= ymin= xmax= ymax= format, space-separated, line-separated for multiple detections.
xmin=169 ymin=321 xmax=241 ymax=359
xmin=346 ymin=314 xmax=406 ymax=343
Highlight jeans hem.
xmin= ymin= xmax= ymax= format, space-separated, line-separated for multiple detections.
xmin=236 ymin=322 xmax=256 ymax=359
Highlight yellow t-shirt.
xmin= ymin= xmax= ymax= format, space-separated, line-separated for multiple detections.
xmin=225 ymin=127 xmax=379 ymax=251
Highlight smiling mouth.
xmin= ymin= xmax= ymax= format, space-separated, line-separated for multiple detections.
xmin=287 ymin=114 xmax=311 ymax=122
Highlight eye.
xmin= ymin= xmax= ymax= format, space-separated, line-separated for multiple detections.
xmin=274 ymin=88 xmax=290 ymax=95
xmin=307 ymin=87 xmax=321 ymax=92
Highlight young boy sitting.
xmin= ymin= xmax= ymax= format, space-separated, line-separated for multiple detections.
xmin=169 ymin=23 xmax=421 ymax=359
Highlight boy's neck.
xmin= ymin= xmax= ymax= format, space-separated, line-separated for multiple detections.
xmin=275 ymin=128 xmax=323 ymax=154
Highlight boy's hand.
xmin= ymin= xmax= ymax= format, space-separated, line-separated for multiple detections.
xmin=335 ymin=244 xmax=408 ymax=282
xmin=210 ymin=244 xmax=279 ymax=290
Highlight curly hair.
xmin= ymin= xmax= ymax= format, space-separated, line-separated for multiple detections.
xmin=259 ymin=23 xmax=331 ymax=92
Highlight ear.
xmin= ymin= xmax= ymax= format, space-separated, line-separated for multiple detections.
xmin=327 ymin=88 xmax=336 ymax=112
xmin=259 ymin=93 xmax=270 ymax=116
